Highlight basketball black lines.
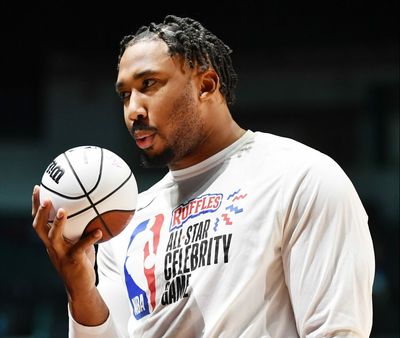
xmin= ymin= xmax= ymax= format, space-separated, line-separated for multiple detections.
xmin=64 ymin=148 xmax=114 ymax=238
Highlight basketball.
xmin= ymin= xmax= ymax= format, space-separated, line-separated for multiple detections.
xmin=39 ymin=145 xmax=138 ymax=243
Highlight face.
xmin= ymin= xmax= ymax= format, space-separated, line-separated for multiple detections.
xmin=116 ymin=38 xmax=207 ymax=169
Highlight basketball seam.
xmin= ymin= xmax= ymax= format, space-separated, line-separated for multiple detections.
xmin=63 ymin=148 xmax=114 ymax=239
xmin=40 ymin=182 xmax=86 ymax=200
xmin=47 ymin=208 xmax=135 ymax=224
xmin=41 ymin=147 xmax=105 ymax=200
xmin=66 ymin=172 xmax=135 ymax=219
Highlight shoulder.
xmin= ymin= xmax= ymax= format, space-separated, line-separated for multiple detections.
xmin=250 ymin=131 xmax=358 ymax=201
xmin=252 ymin=131 xmax=324 ymax=161
xmin=248 ymin=131 xmax=342 ymax=177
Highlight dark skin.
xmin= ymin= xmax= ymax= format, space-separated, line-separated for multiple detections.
xmin=32 ymin=38 xmax=244 ymax=326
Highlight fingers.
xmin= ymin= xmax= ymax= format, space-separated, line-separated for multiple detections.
xmin=71 ymin=229 xmax=103 ymax=258
xmin=48 ymin=208 xmax=68 ymax=249
xmin=31 ymin=187 xmax=102 ymax=270
xmin=31 ymin=186 xmax=100 ymax=290
xmin=32 ymin=198 xmax=53 ymax=247
xmin=31 ymin=185 xmax=40 ymax=218
xmin=32 ymin=187 xmax=69 ymax=250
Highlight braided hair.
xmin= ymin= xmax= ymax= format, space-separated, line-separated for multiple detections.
xmin=118 ymin=15 xmax=238 ymax=105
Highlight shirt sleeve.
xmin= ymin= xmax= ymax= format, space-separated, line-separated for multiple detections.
xmin=281 ymin=154 xmax=375 ymax=338
xmin=68 ymin=304 xmax=119 ymax=337
xmin=68 ymin=241 xmax=131 ymax=338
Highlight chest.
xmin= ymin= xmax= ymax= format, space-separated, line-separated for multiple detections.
xmin=118 ymin=164 xmax=284 ymax=319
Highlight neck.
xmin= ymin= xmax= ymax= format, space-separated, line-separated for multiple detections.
xmin=169 ymin=105 xmax=245 ymax=171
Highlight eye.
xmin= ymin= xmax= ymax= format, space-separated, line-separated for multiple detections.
xmin=118 ymin=91 xmax=131 ymax=102
xmin=142 ymin=78 xmax=156 ymax=89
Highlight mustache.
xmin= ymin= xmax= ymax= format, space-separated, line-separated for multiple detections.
xmin=130 ymin=120 xmax=157 ymax=136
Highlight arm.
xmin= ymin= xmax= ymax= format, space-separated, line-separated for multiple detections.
xmin=31 ymin=185 xmax=123 ymax=337
xmin=281 ymin=156 xmax=375 ymax=338
xmin=68 ymin=241 xmax=131 ymax=338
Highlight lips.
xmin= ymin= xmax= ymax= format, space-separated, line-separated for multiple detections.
xmin=134 ymin=130 xmax=155 ymax=150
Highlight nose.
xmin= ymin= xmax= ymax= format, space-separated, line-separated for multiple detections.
xmin=125 ymin=91 xmax=147 ymax=122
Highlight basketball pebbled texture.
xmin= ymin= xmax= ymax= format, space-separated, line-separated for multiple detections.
xmin=39 ymin=145 xmax=138 ymax=243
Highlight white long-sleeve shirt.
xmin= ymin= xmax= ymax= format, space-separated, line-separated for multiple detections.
xmin=69 ymin=130 xmax=375 ymax=338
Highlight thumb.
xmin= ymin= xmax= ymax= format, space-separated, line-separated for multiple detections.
xmin=70 ymin=229 xmax=103 ymax=257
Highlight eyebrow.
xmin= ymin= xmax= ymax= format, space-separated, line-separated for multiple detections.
xmin=115 ymin=69 xmax=158 ymax=92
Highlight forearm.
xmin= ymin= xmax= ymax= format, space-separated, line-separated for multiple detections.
xmin=66 ymin=260 xmax=127 ymax=338
xmin=67 ymin=285 xmax=109 ymax=326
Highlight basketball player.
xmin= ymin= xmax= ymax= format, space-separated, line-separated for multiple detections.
xmin=32 ymin=15 xmax=375 ymax=337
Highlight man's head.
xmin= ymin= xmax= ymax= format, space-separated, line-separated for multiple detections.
xmin=116 ymin=15 xmax=240 ymax=169
xmin=118 ymin=15 xmax=237 ymax=105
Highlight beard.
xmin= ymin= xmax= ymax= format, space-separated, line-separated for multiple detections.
xmin=140 ymin=147 xmax=174 ymax=168
xmin=137 ymin=81 xmax=206 ymax=169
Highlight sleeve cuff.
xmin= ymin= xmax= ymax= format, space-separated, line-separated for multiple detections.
xmin=68 ymin=303 xmax=118 ymax=337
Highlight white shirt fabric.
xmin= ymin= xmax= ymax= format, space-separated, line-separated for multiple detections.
xmin=69 ymin=130 xmax=375 ymax=338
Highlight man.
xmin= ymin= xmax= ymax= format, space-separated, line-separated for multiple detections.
xmin=32 ymin=15 xmax=375 ymax=338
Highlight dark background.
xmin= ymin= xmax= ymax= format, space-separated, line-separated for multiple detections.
xmin=0 ymin=1 xmax=398 ymax=337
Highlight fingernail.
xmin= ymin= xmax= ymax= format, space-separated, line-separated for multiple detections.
xmin=56 ymin=209 xmax=64 ymax=219
xmin=41 ymin=200 xmax=48 ymax=208
xmin=33 ymin=185 xmax=38 ymax=194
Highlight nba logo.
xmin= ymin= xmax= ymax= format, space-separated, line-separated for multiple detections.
xmin=124 ymin=214 xmax=164 ymax=319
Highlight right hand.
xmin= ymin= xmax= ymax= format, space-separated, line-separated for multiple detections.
xmin=31 ymin=184 xmax=103 ymax=299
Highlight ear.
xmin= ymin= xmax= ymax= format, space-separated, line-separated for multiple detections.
xmin=198 ymin=69 xmax=219 ymax=100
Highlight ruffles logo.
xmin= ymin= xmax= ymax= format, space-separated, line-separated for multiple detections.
xmin=170 ymin=194 xmax=223 ymax=231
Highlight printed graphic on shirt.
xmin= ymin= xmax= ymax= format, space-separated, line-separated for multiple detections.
xmin=162 ymin=189 xmax=247 ymax=306
xmin=214 ymin=189 xmax=247 ymax=230
xmin=170 ymin=193 xmax=223 ymax=230
xmin=124 ymin=189 xmax=247 ymax=319
xmin=124 ymin=214 xmax=164 ymax=319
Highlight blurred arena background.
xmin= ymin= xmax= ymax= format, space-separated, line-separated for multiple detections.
xmin=0 ymin=1 xmax=398 ymax=337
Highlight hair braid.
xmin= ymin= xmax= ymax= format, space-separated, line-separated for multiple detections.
xmin=118 ymin=15 xmax=238 ymax=105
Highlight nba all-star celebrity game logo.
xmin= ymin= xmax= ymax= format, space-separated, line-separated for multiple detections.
xmin=124 ymin=189 xmax=247 ymax=320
